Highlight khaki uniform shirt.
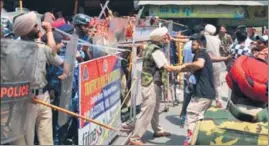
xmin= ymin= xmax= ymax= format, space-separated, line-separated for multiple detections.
xmin=31 ymin=41 xmax=63 ymax=89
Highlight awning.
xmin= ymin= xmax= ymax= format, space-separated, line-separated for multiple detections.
xmin=137 ymin=1 xmax=268 ymax=6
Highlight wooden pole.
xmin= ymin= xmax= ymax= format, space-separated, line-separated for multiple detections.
xmin=19 ymin=0 xmax=23 ymax=12
xmin=32 ymin=98 xmax=117 ymax=131
xmin=98 ymin=0 xmax=110 ymax=19
xmin=74 ymin=0 xmax=78 ymax=15
xmin=177 ymin=41 xmax=184 ymax=87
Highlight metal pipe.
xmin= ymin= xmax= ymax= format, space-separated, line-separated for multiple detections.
xmin=61 ymin=40 xmax=130 ymax=52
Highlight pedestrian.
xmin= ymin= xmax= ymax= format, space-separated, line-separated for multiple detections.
xmin=204 ymin=24 xmax=232 ymax=108
xmin=166 ymin=34 xmax=215 ymax=145
xmin=12 ymin=11 xmax=68 ymax=145
xmin=129 ymin=27 xmax=171 ymax=145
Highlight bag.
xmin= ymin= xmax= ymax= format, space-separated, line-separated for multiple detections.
xmin=226 ymin=56 xmax=268 ymax=103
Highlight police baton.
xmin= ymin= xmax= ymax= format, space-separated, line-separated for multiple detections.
xmin=32 ymin=98 xmax=117 ymax=131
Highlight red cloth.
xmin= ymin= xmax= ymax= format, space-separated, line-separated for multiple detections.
xmin=52 ymin=18 xmax=66 ymax=28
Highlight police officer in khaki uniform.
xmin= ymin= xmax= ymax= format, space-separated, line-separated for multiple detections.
xmin=12 ymin=12 xmax=67 ymax=145
xmin=129 ymin=27 xmax=171 ymax=145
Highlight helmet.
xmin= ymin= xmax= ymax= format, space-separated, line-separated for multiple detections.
xmin=1 ymin=17 xmax=13 ymax=37
xmin=72 ymin=13 xmax=91 ymax=25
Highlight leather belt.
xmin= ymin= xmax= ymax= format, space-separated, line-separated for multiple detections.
xmin=32 ymin=88 xmax=48 ymax=96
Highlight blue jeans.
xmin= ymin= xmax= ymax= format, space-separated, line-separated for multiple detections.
xmin=181 ymin=80 xmax=193 ymax=117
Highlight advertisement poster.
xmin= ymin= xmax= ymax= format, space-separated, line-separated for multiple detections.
xmin=78 ymin=55 xmax=121 ymax=145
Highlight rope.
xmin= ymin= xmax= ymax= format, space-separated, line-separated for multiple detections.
xmin=98 ymin=78 xmax=137 ymax=145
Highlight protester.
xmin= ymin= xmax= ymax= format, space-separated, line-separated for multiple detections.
xmin=229 ymin=29 xmax=252 ymax=68
xmin=204 ymin=24 xmax=232 ymax=108
xmin=234 ymin=25 xmax=252 ymax=48
xmin=166 ymin=34 xmax=215 ymax=145
xmin=179 ymin=25 xmax=204 ymax=126
xmin=218 ymin=25 xmax=233 ymax=58
xmin=129 ymin=27 xmax=171 ymax=145
xmin=248 ymin=27 xmax=257 ymax=40
xmin=253 ymin=35 xmax=268 ymax=63
xmin=12 ymin=11 xmax=68 ymax=145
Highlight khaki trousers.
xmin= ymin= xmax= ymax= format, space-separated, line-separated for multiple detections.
xmin=131 ymin=83 xmax=164 ymax=139
xmin=185 ymin=97 xmax=213 ymax=133
xmin=25 ymin=91 xmax=53 ymax=145
xmin=213 ymin=72 xmax=221 ymax=102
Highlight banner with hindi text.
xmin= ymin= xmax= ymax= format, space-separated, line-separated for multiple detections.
xmin=78 ymin=54 xmax=121 ymax=145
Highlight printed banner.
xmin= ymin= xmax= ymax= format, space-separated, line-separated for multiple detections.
xmin=78 ymin=55 xmax=121 ymax=145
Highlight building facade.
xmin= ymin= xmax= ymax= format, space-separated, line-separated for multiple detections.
xmin=137 ymin=1 xmax=268 ymax=29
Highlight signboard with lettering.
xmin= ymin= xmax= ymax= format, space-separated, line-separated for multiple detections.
xmin=218 ymin=18 xmax=268 ymax=27
xmin=1 ymin=82 xmax=30 ymax=101
xmin=1 ymin=81 xmax=30 ymax=144
xmin=148 ymin=5 xmax=245 ymax=18
xmin=78 ymin=55 xmax=121 ymax=145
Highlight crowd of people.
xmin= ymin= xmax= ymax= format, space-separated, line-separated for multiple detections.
xmin=123 ymin=23 xmax=268 ymax=145
xmin=1 ymin=2 xmax=268 ymax=145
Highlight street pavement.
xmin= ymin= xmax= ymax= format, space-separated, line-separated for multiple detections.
xmin=112 ymin=72 xmax=230 ymax=145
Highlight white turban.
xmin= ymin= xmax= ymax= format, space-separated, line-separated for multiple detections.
xmin=13 ymin=11 xmax=37 ymax=36
xmin=205 ymin=24 xmax=216 ymax=35
xmin=149 ymin=27 xmax=168 ymax=41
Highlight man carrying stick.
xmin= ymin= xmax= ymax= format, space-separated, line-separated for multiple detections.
xmin=12 ymin=11 xmax=68 ymax=145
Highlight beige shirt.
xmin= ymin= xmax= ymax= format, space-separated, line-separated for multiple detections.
xmin=205 ymin=34 xmax=226 ymax=73
xmin=31 ymin=42 xmax=63 ymax=89
xmin=152 ymin=50 xmax=168 ymax=69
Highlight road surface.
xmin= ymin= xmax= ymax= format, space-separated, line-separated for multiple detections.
xmin=112 ymin=72 xmax=230 ymax=145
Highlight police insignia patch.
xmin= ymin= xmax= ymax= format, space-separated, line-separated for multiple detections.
xmin=83 ymin=66 xmax=89 ymax=81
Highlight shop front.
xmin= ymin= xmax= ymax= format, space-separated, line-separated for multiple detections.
xmin=218 ymin=6 xmax=268 ymax=27
xmin=138 ymin=1 xmax=268 ymax=29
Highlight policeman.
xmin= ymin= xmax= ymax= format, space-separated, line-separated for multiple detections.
xmin=72 ymin=13 xmax=93 ymax=61
xmin=12 ymin=11 xmax=67 ymax=145
xmin=129 ymin=27 xmax=171 ymax=145
xmin=42 ymin=31 xmax=65 ymax=144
